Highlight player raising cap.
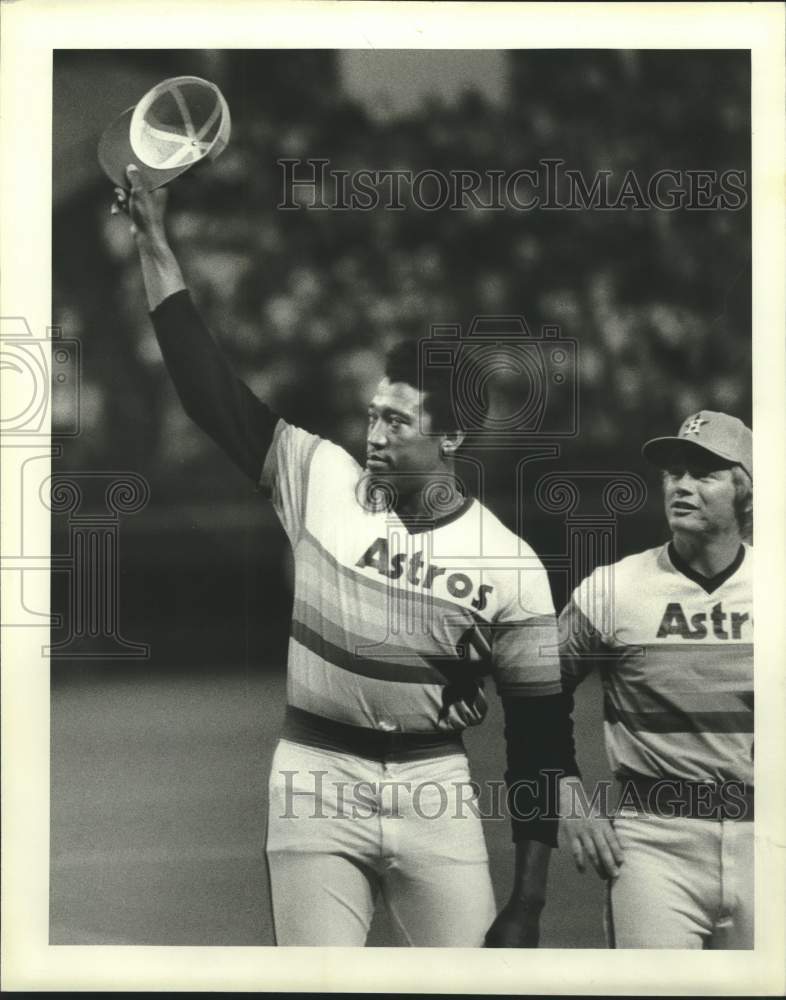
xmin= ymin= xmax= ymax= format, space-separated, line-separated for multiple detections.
xmin=113 ymin=164 xmax=579 ymax=948
xmin=558 ymin=410 xmax=753 ymax=948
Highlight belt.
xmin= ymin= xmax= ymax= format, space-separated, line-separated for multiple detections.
xmin=615 ymin=772 xmax=754 ymax=821
xmin=282 ymin=705 xmax=465 ymax=763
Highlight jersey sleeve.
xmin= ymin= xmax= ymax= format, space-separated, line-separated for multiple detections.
xmin=558 ymin=571 xmax=611 ymax=693
xmin=490 ymin=560 xmax=562 ymax=699
xmin=259 ymin=419 xmax=323 ymax=544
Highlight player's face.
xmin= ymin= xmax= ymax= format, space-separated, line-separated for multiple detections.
xmin=662 ymin=454 xmax=739 ymax=539
xmin=366 ymin=378 xmax=442 ymax=488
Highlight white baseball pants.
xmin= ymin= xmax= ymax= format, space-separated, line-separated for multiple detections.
xmin=266 ymin=738 xmax=497 ymax=946
xmin=607 ymin=813 xmax=754 ymax=949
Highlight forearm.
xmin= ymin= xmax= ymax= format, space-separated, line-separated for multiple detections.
xmin=135 ymin=231 xmax=186 ymax=311
xmin=502 ymin=691 xmax=579 ymax=847
xmin=484 ymin=838 xmax=552 ymax=946
xmin=509 ymin=839 xmax=552 ymax=906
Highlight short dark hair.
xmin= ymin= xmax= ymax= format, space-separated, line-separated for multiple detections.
xmin=384 ymin=339 xmax=458 ymax=434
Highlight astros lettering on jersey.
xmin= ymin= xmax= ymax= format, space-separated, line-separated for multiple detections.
xmin=560 ymin=542 xmax=753 ymax=786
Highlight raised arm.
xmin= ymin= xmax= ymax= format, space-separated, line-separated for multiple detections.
xmin=118 ymin=165 xmax=276 ymax=482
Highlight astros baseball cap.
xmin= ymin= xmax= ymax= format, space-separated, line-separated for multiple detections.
xmin=98 ymin=76 xmax=231 ymax=191
xmin=642 ymin=411 xmax=752 ymax=479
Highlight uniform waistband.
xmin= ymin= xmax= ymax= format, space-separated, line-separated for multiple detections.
xmin=615 ymin=771 xmax=754 ymax=821
xmin=282 ymin=705 xmax=465 ymax=763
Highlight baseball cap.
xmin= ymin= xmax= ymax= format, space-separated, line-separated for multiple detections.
xmin=98 ymin=76 xmax=231 ymax=191
xmin=642 ymin=411 xmax=752 ymax=479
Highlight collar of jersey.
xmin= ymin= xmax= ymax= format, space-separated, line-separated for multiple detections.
xmin=392 ymin=494 xmax=475 ymax=535
xmin=667 ymin=541 xmax=746 ymax=595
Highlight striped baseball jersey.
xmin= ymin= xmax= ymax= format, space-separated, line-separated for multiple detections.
xmin=559 ymin=542 xmax=753 ymax=785
xmin=260 ymin=418 xmax=561 ymax=734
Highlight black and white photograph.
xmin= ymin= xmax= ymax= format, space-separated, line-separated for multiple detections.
xmin=2 ymin=1 xmax=785 ymax=994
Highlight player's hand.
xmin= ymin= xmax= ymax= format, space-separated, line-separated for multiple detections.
xmin=111 ymin=165 xmax=169 ymax=244
xmin=559 ymin=778 xmax=623 ymax=880
xmin=484 ymin=897 xmax=543 ymax=948
xmin=562 ymin=812 xmax=623 ymax=880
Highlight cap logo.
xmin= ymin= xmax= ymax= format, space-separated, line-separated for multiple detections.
xmin=682 ymin=415 xmax=708 ymax=436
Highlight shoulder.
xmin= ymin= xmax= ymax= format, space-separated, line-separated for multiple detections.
xmin=265 ymin=419 xmax=362 ymax=494
xmin=310 ymin=433 xmax=361 ymax=474
xmin=304 ymin=433 xmax=364 ymax=508
xmin=474 ymin=499 xmax=545 ymax=563
xmin=571 ymin=544 xmax=666 ymax=619
xmin=598 ymin=544 xmax=664 ymax=582
xmin=614 ymin=544 xmax=666 ymax=581
xmin=273 ymin=420 xmax=358 ymax=469
xmin=467 ymin=500 xmax=554 ymax=618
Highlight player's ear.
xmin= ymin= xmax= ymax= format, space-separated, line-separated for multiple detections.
xmin=440 ymin=431 xmax=465 ymax=458
xmin=741 ymin=492 xmax=753 ymax=528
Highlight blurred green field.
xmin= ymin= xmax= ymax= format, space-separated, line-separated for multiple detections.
xmin=50 ymin=665 xmax=609 ymax=948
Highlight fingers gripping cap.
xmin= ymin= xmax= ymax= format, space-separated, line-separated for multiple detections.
xmin=641 ymin=410 xmax=753 ymax=479
xmin=98 ymin=76 xmax=231 ymax=191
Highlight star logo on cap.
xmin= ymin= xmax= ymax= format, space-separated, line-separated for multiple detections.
xmin=682 ymin=416 xmax=708 ymax=436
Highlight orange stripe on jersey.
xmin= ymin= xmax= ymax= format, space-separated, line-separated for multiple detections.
xmin=290 ymin=620 xmax=447 ymax=684
xmin=295 ymin=540 xmax=480 ymax=656
xmin=604 ymin=696 xmax=753 ymax=733
xmin=602 ymin=643 xmax=753 ymax=724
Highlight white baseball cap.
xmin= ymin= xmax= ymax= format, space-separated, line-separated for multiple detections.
xmin=642 ymin=410 xmax=752 ymax=479
xmin=98 ymin=76 xmax=231 ymax=190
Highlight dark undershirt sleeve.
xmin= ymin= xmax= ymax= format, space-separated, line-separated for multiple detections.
xmin=501 ymin=692 xmax=580 ymax=847
xmin=149 ymin=290 xmax=278 ymax=483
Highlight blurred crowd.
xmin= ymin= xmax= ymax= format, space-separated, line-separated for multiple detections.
xmin=53 ymin=50 xmax=751 ymax=509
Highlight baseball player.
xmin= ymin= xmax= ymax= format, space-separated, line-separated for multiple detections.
xmin=116 ymin=167 xmax=578 ymax=947
xmin=558 ymin=411 xmax=753 ymax=948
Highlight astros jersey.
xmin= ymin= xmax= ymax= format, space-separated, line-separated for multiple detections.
xmin=559 ymin=543 xmax=753 ymax=785
xmin=260 ymin=419 xmax=561 ymax=734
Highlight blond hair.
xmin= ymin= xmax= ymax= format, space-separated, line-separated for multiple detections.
xmin=731 ymin=465 xmax=753 ymax=543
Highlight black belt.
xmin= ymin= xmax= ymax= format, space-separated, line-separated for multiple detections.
xmin=282 ymin=705 xmax=465 ymax=763
xmin=616 ymin=772 xmax=754 ymax=821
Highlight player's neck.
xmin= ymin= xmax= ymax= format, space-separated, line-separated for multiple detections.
xmin=394 ymin=471 xmax=465 ymax=523
xmin=671 ymin=531 xmax=744 ymax=579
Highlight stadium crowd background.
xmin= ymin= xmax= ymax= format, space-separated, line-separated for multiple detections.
xmin=49 ymin=49 xmax=751 ymax=947
xmin=54 ymin=50 xmax=750 ymax=472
